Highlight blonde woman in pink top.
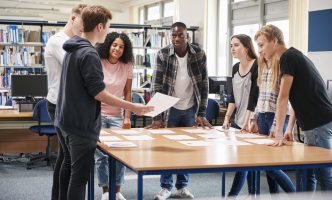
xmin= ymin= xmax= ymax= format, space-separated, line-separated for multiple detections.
xmin=95 ymin=32 xmax=134 ymax=200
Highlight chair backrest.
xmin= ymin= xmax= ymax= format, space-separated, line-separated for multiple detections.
xmin=206 ymin=98 xmax=220 ymax=124
xmin=5 ymin=97 xmax=12 ymax=106
xmin=32 ymin=99 xmax=52 ymax=123
xmin=132 ymin=92 xmax=145 ymax=104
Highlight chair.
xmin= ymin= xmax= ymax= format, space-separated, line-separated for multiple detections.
xmin=206 ymin=98 xmax=220 ymax=125
xmin=5 ymin=97 xmax=12 ymax=106
xmin=131 ymin=92 xmax=146 ymax=127
xmin=27 ymin=99 xmax=57 ymax=169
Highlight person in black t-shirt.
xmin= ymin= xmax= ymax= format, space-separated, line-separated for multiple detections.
xmin=255 ymin=24 xmax=332 ymax=191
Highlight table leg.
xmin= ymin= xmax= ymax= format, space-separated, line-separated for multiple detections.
xmin=256 ymin=171 xmax=260 ymax=194
xmin=221 ymin=172 xmax=226 ymax=197
xmin=138 ymin=172 xmax=143 ymax=200
xmin=109 ymin=156 xmax=116 ymax=200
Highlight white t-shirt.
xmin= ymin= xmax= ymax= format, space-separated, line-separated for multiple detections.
xmin=45 ymin=32 xmax=70 ymax=104
xmin=173 ymin=53 xmax=194 ymax=110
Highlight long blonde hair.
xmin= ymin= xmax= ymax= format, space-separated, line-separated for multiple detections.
xmin=257 ymin=56 xmax=280 ymax=91
xmin=255 ymin=25 xmax=285 ymax=90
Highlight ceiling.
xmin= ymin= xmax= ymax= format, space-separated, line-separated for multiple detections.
xmin=0 ymin=0 xmax=143 ymax=21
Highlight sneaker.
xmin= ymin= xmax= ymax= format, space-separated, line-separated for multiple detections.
xmin=116 ymin=192 xmax=126 ymax=200
xmin=101 ymin=192 xmax=109 ymax=200
xmin=174 ymin=188 xmax=194 ymax=199
xmin=154 ymin=188 xmax=171 ymax=200
xmin=101 ymin=192 xmax=126 ymax=200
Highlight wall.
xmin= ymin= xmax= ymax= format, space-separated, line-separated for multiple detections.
xmin=308 ymin=0 xmax=332 ymax=82
xmin=175 ymin=0 xmax=205 ymax=47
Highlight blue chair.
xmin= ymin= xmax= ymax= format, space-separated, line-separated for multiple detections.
xmin=206 ymin=98 xmax=220 ymax=125
xmin=131 ymin=92 xmax=146 ymax=127
xmin=5 ymin=97 xmax=12 ymax=106
xmin=27 ymin=99 xmax=57 ymax=169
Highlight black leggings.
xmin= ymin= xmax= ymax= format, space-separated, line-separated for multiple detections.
xmin=57 ymin=128 xmax=97 ymax=200
xmin=46 ymin=101 xmax=64 ymax=200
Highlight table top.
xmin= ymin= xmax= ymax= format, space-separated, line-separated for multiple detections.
xmin=98 ymin=127 xmax=332 ymax=171
xmin=0 ymin=109 xmax=33 ymax=121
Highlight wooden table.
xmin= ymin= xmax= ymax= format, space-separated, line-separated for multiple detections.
xmin=0 ymin=109 xmax=57 ymax=153
xmin=0 ymin=109 xmax=33 ymax=121
xmin=89 ymin=127 xmax=332 ymax=200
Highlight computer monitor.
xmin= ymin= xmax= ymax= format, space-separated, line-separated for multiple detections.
xmin=11 ymin=75 xmax=48 ymax=98
xmin=208 ymin=76 xmax=232 ymax=95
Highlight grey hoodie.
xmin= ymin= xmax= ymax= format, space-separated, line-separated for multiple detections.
xmin=54 ymin=35 xmax=105 ymax=141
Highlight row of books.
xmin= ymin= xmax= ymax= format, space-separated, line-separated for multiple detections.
xmin=0 ymin=25 xmax=41 ymax=43
xmin=0 ymin=25 xmax=56 ymax=44
xmin=0 ymin=69 xmax=40 ymax=89
xmin=127 ymin=30 xmax=172 ymax=48
xmin=145 ymin=30 xmax=171 ymax=48
xmin=0 ymin=46 xmax=42 ymax=66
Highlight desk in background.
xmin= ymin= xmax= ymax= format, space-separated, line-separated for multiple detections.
xmin=0 ymin=109 xmax=57 ymax=153
xmin=91 ymin=127 xmax=332 ymax=200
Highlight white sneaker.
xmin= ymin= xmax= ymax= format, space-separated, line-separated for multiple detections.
xmin=154 ymin=188 xmax=171 ymax=200
xmin=174 ymin=188 xmax=194 ymax=199
xmin=116 ymin=192 xmax=126 ymax=200
xmin=101 ymin=192 xmax=109 ymax=200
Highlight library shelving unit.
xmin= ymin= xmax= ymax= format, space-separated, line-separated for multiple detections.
xmin=0 ymin=20 xmax=199 ymax=105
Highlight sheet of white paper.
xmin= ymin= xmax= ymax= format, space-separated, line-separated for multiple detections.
xmin=99 ymin=136 xmax=122 ymax=141
xmin=143 ymin=92 xmax=180 ymax=117
xmin=147 ymin=129 xmax=175 ymax=134
xmin=235 ymin=134 xmax=265 ymax=139
xmin=105 ymin=142 xmax=137 ymax=148
xmin=182 ymin=129 xmax=212 ymax=133
xmin=179 ymin=140 xmax=209 ymax=146
xmin=112 ymin=130 xmax=141 ymax=135
xmin=198 ymin=133 xmax=227 ymax=139
xmin=100 ymin=130 xmax=110 ymax=135
xmin=215 ymin=126 xmax=240 ymax=132
xmin=163 ymin=135 xmax=195 ymax=140
xmin=215 ymin=139 xmax=251 ymax=146
xmin=123 ymin=135 xmax=154 ymax=141
xmin=245 ymin=139 xmax=275 ymax=145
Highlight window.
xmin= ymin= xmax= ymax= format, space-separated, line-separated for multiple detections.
xmin=139 ymin=8 xmax=144 ymax=25
xmin=163 ymin=1 xmax=174 ymax=17
xmin=216 ymin=0 xmax=289 ymax=76
xmin=138 ymin=1 xmax=174 ymax=25
xmin=147 ymin=5 xmax=160 ymax=21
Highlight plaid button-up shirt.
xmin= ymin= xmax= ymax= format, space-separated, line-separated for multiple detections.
xmin=150 ymin=43 xmax=208 ymax=122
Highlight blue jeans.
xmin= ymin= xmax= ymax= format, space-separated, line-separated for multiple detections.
xmin=160 ymin=106 xmax=196 ymax=191
xmin=95 ymin=116 xmax=126 ymax=187
xmin=297 ymin=120 xmax=332 ymax=191
xmin=229 ymin=113 xmax=294 ymax=196
xmin=228 ymin=124 xmax=255 ymax=196
xmin=258 ymin=112 xmax=294 ymax=193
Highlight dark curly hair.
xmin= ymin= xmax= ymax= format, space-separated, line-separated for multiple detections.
xmin=97 ymin=32 xmax=134 ymax=64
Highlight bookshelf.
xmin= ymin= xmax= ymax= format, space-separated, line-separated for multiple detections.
xmin=0 ymin=20 xmax=199 ymax=105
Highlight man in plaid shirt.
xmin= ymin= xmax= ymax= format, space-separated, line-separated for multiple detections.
xmin=146 ymin=22 xmax=212 ymax=200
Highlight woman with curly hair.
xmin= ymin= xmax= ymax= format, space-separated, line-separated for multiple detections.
xmin=95 ymin=32 xmax=134 ymax=200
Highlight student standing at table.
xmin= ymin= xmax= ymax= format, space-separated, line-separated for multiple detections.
xmin=54 ymin=6 xmax=153 ymax=200
xmin=44 ymin=4 xmax=87 ymax=200
xmin=223 ymin=34 xmax=258 ymax=196
xmin=255 ymin=24 xmax=332 ymax=191
xmin=249 ymin=55 xmax=296 ymax=193
xmin=146 ymin=22 xmax=212 ymax=200
xmin=95 ymin=32 xmax=134 ymax=200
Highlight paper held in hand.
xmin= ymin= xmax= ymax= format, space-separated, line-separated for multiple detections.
xmin=143 ymin=92 xmax=180 ymax=117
